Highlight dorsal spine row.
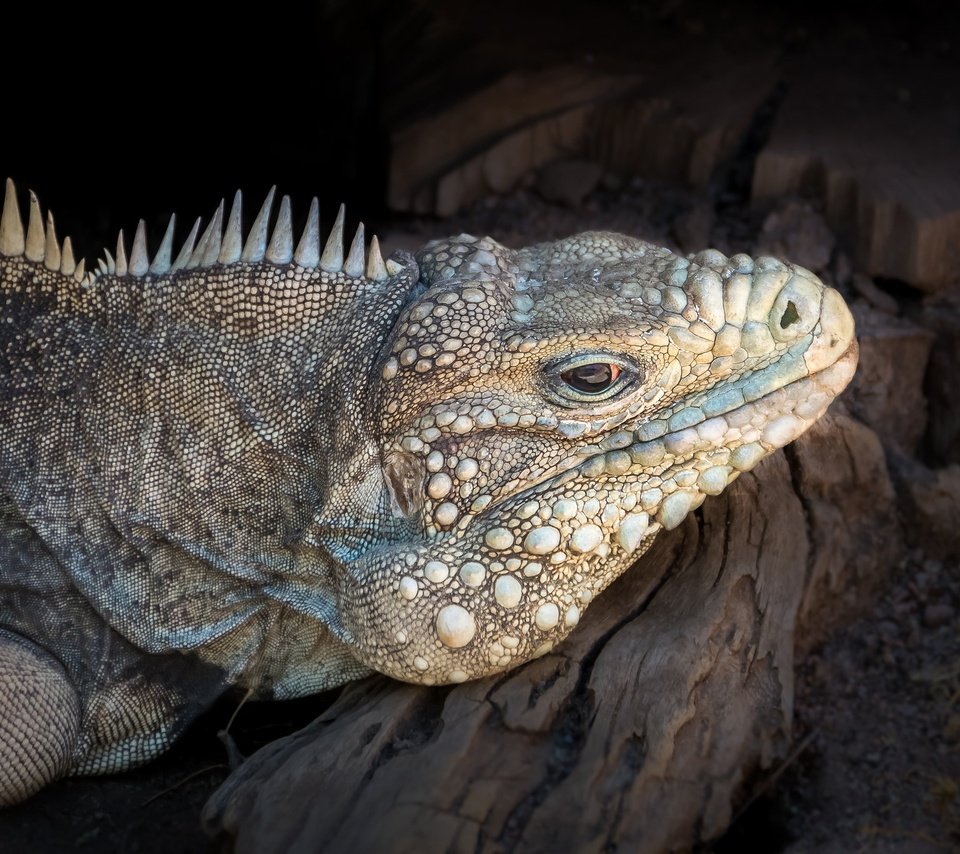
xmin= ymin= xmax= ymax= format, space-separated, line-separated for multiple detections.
xmin=0 ymin=179 xmax=399 ymax=288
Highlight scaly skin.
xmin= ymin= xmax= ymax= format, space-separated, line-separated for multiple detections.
xmin=0 ymin=182 xmax=857 ymax=804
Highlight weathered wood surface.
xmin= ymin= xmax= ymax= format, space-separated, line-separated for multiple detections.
xmin=376 ymin=2 xmax=960 ymax=293
xmin=380 ymin=2 xmax=776 ymax=217
xmin=386 ymin=61 xmax=774 ymax=217
xmin=203 ymin=413 xmax=897 ymax=852
xmin=750 ymin=35 xmax=960 ymax=293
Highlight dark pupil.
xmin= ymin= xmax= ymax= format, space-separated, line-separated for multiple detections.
xmin=562 ymin=363 xmax=614 ymax=393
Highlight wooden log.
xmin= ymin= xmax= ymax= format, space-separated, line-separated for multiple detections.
xmin=844 ymin=304 xmax=934 ymax=455
xmin=379 ymin=3 xmax=960 ymax=291
xmin=203 ymin=413 xmax=898 ymax=852
xmin=919 ymin=293 xmax=960 ymax=465
xmin=751 ymin=32 xmax=960 ymax=292
xmin=788 ymin=414 xmax=901 ymax=653
xmin=388 ymin=67 xmax=775 ymax=217
xmin=381 ymin=4 xmax=777 ymax=217
xmin=387 ymin=66 xmax=642 ymax=215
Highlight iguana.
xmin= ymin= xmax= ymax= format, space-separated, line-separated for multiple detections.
xmin=0 ymin=179 xmax=857 ymax=805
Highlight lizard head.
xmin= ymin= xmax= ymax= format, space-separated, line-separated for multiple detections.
xmin=344 ymin=231 xmax=857 ymax=685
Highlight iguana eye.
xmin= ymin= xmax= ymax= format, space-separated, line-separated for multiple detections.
xmin=561 ymin=363 xmax=621 ymax=394
xmin=548 ymin=356 xmax=636 ymax=404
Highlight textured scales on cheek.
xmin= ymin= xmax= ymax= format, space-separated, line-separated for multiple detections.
xmin=342 ymin=230 xmax=858 ymax=686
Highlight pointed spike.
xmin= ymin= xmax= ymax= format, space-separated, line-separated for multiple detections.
xmin=203 ymin=200 xmax=225 ymax=266
xmin=103 ymin=249 xmax=116 ymax=275
xmin=344 ymin=223 xmax=365 ymax=278
xmin=44 ymin=212 xmax=61 ymax=271
xmin=130 ymin=220 xmax=150 ymax=276
xmin=191 ymin=200 xmax=224 ymax=268
xmin=115 ymin=230 xmax=128 ymax=276
xmin=188 ymin=204 xmax=218 ymax=268
xmin=60 ymin=236 xmax=76 ymax=275
xmin=241 ymin=186 xmax=275 ymax=262
xmin=266 ymin=195 xmax=293 ymax=264
xmin=385 ymin=258 xmax=404 ymax=277
xmin=220 ymin=190 xmax=243 ymax=264
xmin=0 ymin=178 xmax=25 ymax=256
xmin=366 ymin=235 xmax=388 ymax=281
xmin=73 ymin=257 xmax=86 ymax=283
xmin=25 ymin=192 xmax=45 ymax=262
xmin=320 ymin=203 xmax=345 ymax=272
xmin=171 ymin=217 xmax=201 ymax=272
xmin=294 ymin=197 xmax=320 ymax=267
xmin=150 ymin=214 xmax=176 ymax=274
xmin=189 ymin=223 xmax=211 ymax=268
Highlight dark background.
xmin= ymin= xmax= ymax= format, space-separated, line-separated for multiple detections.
xmin=3 ymin=2 xmax=387 ymax=246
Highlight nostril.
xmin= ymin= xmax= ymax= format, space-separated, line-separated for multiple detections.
xmin=779 ymin=300 xmax=800 ymax=329
xmin=769 ymin=276 xmax=824 ymax=343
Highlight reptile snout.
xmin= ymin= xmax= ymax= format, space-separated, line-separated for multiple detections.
xmin=802 ymin=285 xmax=857 ymax=375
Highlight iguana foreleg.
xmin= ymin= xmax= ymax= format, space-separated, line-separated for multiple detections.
xmin=0 ymin=631 xmax=81 ymax=805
